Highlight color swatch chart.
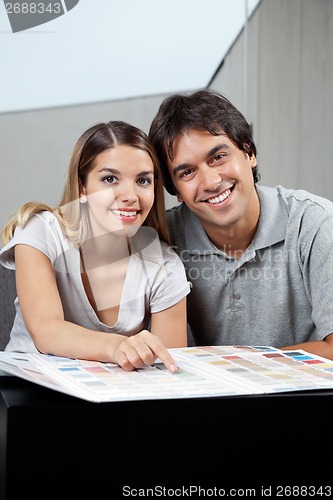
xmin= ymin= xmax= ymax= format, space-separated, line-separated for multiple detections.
xmin=1 ymin=346 xmax=333 ymax=402
xmin=26 ymin=352 xmax=245 ymax=401
xmin=174 ymin=345 xmax=333 ymax=393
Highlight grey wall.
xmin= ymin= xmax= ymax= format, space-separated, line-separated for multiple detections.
xmin=1 ymin=0 xmax=332 ymax=234
xmin=209 ymin=0 xmax=333 ymax=200
xmin=0 ymin=94 xmax=179 ymax=232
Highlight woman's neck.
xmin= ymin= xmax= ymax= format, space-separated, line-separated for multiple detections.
xmin=80 ymin=232 xmax=131 ymax=271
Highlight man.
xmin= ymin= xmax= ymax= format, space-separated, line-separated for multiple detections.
xmin=149 ymin=89 xmax=333 ymax=359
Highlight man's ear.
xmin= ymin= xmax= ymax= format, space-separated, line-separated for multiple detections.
xmin=249 ymin=154 xmax=257 ymax=168
xmin=244 ymin=148 xmax=257 ymax=167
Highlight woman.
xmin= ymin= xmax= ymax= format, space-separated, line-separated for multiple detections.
xmin=0 ymin=121 xmax=191 ymax=371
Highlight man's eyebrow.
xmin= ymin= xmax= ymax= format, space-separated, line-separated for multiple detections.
xmin=208 ymin=144 xmax=230 ymax=156
xmin=172 ymin=163 xmax=191 ymax=176
xmin=172 ymin=143 xmax=230 ymax=176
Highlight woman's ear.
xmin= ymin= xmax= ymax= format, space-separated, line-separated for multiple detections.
xmin=79 ymin=180 xmax=86 ymax=197
xmin=78 ymin=181 xmax=87 ymax=204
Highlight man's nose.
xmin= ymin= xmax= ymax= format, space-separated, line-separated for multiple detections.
xmin=199 ymin=165 xmax=222 ymax=191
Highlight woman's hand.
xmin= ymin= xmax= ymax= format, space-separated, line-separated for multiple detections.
xmin=112 ymin=330 xmax=178 ymax=373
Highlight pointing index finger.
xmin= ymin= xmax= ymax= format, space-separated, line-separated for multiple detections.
xmin=154 ymin=348 xmax=178 ymax=373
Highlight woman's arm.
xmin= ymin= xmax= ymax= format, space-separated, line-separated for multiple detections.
xmin=14 ymin=244 xmax=177 ymax=372
xmin=109 ymin=300 xmax=188 ymax=373
xmin=150 ymin=297 xmax=188 ymax=348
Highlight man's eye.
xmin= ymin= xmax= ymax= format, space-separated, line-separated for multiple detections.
xmin=212 ymin=153 xmax=225 ymax=163
xmin=179 ymin=169 xmax=193 ymax=178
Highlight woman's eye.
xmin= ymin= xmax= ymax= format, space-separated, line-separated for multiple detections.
xmin=137 ymin=177 xmax=152 ymax=186
xmin=102 ymin=175 xmax=117 ymax=184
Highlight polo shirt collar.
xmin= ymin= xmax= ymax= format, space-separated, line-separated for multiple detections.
xmin=184 ymin=185 xmax=287 ymax=255
xmin=253 ymin=185 xmax=287 ymax=251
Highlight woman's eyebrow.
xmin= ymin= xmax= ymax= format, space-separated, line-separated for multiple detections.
xmin=97 ymin=167 xmax=153 ymax=176
xmin=136 ymin=170 xmax=154 ymax=177
xmin=97 ymin=167 xmax=119 ymax=174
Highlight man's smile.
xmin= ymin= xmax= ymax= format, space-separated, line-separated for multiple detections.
xmin=201 ymin=185 xmax=235 ymax=204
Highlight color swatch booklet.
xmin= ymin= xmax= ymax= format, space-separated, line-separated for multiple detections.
xmin=0 ymin=345 xmax=333 ymax=402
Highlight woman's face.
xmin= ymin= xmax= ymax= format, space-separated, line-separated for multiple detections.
xmin=81 ymin=145 xmax=155 ymax=238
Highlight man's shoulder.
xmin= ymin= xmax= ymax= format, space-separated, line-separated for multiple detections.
xmin=166 ymin=203 xmax=188 ymax=225
xmin=258 ymin=184 xmax=333 ymax=215
xmin=165 ymin=203 xmax=191 ymax=247
xmin=275 ymin=185 xmax=333 ymax=215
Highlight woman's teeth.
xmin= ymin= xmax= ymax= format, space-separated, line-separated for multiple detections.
xmin=112 ymin=209 xmax=137 ymax=216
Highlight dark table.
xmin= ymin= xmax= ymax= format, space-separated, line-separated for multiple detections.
xmin=0 ymin=374 xmax=332 ymax=499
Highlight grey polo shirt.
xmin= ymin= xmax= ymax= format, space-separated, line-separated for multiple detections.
xmin=166 ymin=185 xmax=333 ymax=347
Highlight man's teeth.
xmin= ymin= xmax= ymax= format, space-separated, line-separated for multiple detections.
xmin=112 ymin=209 xmax=137 ymax=216
xmin=207 ymin=189 xmax=231 ymax=204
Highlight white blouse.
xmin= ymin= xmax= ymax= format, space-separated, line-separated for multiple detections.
xmin=0 ymin=211 xmax=191 ymax=353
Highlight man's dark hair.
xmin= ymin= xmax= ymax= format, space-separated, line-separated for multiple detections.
xmin=149 ymin=89 xmax=260 ymax=196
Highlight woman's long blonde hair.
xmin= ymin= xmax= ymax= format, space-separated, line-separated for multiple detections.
xmin=1 ymin=121 xmax=170 ymax=247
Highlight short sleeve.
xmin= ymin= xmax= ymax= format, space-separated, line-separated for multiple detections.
xmin=149 ymin=243 xmax=191 ymax=313
xmin=301 ymin=214 xmax=333 ymax=337
xmin=0 ymin=212 xmax=61 ymax=270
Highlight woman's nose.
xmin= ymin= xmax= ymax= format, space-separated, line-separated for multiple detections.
xmin=117 ymin=182 xmax=139 ymax=203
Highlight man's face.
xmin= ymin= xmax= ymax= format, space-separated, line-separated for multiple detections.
xmin=167 ymin=129 xmax=258 ymax=235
